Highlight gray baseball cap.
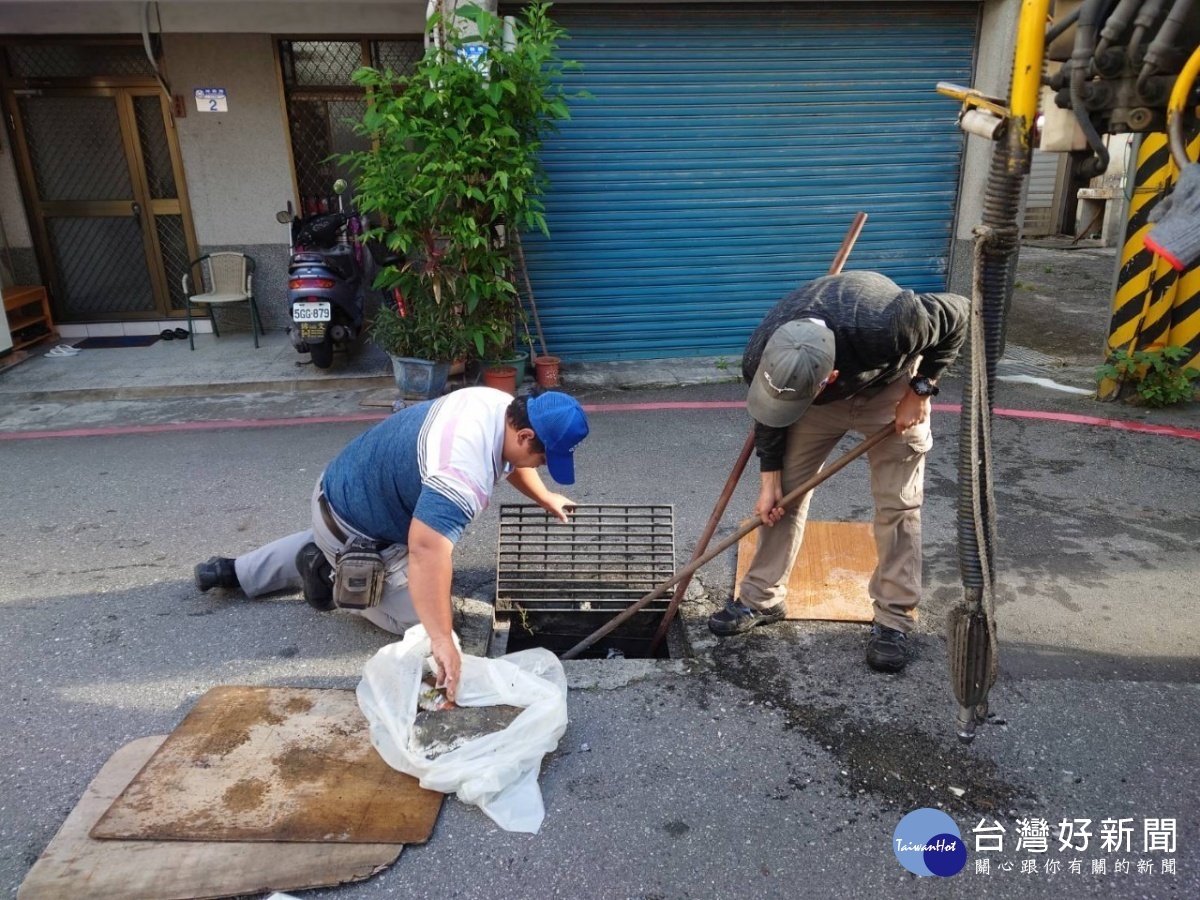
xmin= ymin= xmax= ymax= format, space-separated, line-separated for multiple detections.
xmin=746 ymin=319 xmax=836 ymax=427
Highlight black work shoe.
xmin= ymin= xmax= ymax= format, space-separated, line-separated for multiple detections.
xmin=296 ymin=542 xmax=335 ymax=611
xmin=866 ymin=623 xmax=909 ymax=673
xmin=194 ymin=556 xmax=239 ymax=592
xmin=707 ymin=599 xmax=786 ymax=636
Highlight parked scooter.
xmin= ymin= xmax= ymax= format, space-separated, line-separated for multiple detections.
xmin=277 ymin=180 xmax=384 ymax=369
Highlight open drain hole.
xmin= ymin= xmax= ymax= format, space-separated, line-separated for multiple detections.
xmin=492 ymin=504 xmax=679 ymax=660
xmin=492 ymin=610 xmax=674 ymax=660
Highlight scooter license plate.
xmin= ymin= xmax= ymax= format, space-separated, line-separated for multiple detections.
xmin=293 ymin=301 xmax=331 ymax=322
xmin=298 ymin=322 xmax=327 ymax=340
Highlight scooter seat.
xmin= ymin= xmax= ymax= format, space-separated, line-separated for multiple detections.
xmin=290 ymin=252 xmax=326 ymax=268
xmin=289 ymin=252 xmax=358 ymax=282
xmin=320 ymin=253 xmax=359 ymax=281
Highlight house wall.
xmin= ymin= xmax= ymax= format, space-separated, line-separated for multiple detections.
xmin=162 ymin=32 xmax=295 ymax=325
xmin=0 ymin=1 xmax=430 ymax=326
xmin=0 ymin=2 xmax=427 ymax=35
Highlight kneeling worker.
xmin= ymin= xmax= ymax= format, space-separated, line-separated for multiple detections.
xmin=709 ymin=271 xmax=968 ymax=673
xmin=194 ymin=386 xmax=589 ymax=698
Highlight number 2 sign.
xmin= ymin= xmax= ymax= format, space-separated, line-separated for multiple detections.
xmin=194 ymin=88 xmax=228 ymax=113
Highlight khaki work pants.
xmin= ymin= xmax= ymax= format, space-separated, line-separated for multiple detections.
xmin=737 ymin=375 xmax=932 ymax=632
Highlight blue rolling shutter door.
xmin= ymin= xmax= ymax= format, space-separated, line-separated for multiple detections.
xmin=522 ymin=5 xmax=978 ymax=361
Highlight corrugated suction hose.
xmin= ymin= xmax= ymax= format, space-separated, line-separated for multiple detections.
xmin=948 ymin=140 xmax=1022 ymax=743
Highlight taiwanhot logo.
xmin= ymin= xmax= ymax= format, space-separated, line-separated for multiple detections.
xmin=893 ymin=808 xmax=968 ymax=877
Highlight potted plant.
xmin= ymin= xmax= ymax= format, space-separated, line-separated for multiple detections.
xmin=467 ymin=307 xmax=521 ymax=394
xmin=480 ymin=358 xmax=519 ymax=394
xmin=344 ymin=0 xmax=583 ymax=390
xmin=370 ymin=292 xmax=467 ymax=399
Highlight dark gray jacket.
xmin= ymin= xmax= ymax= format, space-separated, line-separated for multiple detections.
xmin=743 ymin=271 xmax=969 ymax=471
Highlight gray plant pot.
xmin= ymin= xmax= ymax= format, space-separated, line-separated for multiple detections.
xmin=390 ymin=356 xmax=451 ymax=400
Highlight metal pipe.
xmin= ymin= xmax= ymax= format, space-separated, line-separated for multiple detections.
xmin=644 ymin=212 xmax=869 ymax=656
xmin=645 ymin=430 xmax=754 ymax=655
xmin=1012 ymin=0 xmax=1056 ymax=157
xmin=561 ymin=423 xmax=895 ymax=660
xmin=1167 ymin=43 xmax=1200 ymax=168
xmin=826 ymin=211 xmax=869 ymax=276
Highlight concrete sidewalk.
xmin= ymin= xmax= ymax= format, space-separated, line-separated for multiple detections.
xmin=0 ymin=243 xmax=1116 ymax=402
xmin=0 ymin=329 xmax=396 ymax=400
xmin=0 ymin=323 xmax=765 ymax=401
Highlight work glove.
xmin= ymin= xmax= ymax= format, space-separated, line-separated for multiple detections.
xmin=1144 ymin=163 xmax=1200 ymax=272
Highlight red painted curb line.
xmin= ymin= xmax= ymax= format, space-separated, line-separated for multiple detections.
xmin=1 ymin=400 xmax=1198 ymax=441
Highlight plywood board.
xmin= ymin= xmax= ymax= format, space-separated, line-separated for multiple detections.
xmin=734 ymin=520 xmax=877 ymax=622
xmin=92 ymin=686 xmax=443 ymax=844
xmin=18 ymin=736 xmax=403 ymax=900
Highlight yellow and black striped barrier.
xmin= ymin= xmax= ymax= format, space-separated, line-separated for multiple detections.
xmin=1101 ymin=130 xmax=1200 ymax=399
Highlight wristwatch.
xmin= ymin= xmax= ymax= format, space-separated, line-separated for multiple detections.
xmin=909 ymin=375 xmax=940 ymax=397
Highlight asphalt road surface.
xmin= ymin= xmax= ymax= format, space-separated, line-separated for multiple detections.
xmin=0 ymin=377 xmax=1197 ymax=899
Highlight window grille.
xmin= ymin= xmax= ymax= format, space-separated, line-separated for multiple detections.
xmin=4 ymin=43 xmax=156 ymax=80
xmin=278 ymin=38 xmax=423 ymax=215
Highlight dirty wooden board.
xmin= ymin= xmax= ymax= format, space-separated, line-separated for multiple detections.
xmin=734 ymin=520 xmax=877 ymax=622
xmin=19 ymin=736 xmax=402 ymax=900
xmin=91 ymin=686 xmax=443 ymax=844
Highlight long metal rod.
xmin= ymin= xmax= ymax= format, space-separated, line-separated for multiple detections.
xmin=645 ymin=211 xmax=869 ymax=654
xmin=827 ymin=211 xmax=870 ymax=279
xmin=645 ymin=428 xmax=754 ymax=653
xmin=563 ymin=422 xmax=895 ymax=660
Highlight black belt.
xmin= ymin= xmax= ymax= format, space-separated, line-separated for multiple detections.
xmin=318 ymin=493 xmax=388 ymax=551
xmin=317 ymin=493 xmax=350 ymax=544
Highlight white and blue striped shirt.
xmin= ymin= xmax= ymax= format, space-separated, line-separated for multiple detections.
xmin=322 ymin=387 xmax=512 ymax=545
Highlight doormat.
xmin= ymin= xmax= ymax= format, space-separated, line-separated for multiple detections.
xmin=734 ymin=520 xmax=878 ymax=622
xmin=18 ymin=735 xmax=404 ymax=900
xmin=74 ymin=335 xmax=160 ymax=349
xmin=91 ymin=686 xmax=443 ymax=844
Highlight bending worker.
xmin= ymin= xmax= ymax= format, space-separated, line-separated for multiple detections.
xmin=194 ymin=386 xmax=589 ymax=698
xmin=708 ymin=271 xmax=968 ymax=673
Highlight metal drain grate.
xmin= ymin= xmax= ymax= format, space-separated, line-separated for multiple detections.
xmin=496 ymin=504 xmax=675 ymax=613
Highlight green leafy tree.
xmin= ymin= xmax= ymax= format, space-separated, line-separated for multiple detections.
xmin=346 ymin=0 xmax=584 ymax=360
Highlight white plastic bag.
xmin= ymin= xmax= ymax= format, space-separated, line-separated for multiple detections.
xmin=357 ymin=625 xmax=568 ymax=834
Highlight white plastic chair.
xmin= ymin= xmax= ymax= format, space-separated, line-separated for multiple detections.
xmin=181 ymin=252 xmax=261 ymax=350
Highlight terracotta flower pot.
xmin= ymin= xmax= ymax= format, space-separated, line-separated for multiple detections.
xmin=482 ymin=364 xmax=519 ymax=396
xmin=533 ymin=355 xmax=561 ymax=388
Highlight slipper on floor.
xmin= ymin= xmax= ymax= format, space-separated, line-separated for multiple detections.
xmin=45 ymin=344 xmax=81 ymax=358
xmin=160 ymin=329 xmax=176 ymax=340
xmin=173 ymin=327 xmax=190 ymax=339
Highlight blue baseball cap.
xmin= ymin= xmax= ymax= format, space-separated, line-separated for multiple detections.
xmin=527 ymin=391 xmax=589 ymax=485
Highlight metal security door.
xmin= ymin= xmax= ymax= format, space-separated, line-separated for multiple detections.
xmin=7 ymin=87 xmax=196 ymax=322
xmin=522 ymin=5 xmax=978 ymax=360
